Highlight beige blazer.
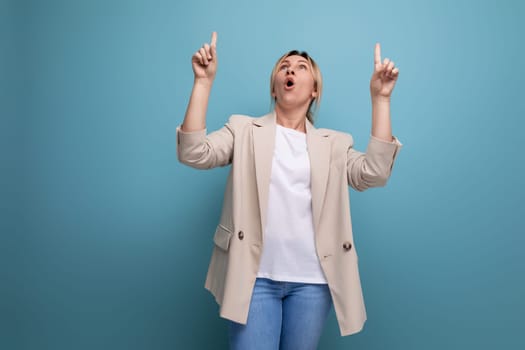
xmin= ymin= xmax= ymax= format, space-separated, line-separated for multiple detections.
xmin=176 ymin=111 xmax=402 ymax=336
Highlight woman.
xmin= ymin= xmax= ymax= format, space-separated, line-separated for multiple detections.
xmin=177 ymin=32 xmax=402 ymax=349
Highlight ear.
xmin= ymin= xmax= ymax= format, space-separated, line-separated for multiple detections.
xmin=311 ymin=90 xmax=318 ymax=98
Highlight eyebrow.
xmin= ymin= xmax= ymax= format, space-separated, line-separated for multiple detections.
xmin=281 ymin=59 xmax=310 ymax=65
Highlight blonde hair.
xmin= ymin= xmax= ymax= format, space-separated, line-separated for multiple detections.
xmin=270 ymin=50 xmax=323 ymax=124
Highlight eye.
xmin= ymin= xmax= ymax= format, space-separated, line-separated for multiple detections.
xmin=279 ymin=65 xmax=288 ymax=71
xmin=299 ymin=64 xmax=308 ymax=70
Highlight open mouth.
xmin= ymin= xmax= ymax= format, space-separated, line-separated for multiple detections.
xmin=285 ymin=78 xmax=295 ymax=88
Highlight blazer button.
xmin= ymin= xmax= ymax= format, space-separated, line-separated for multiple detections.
xmin=238 ymin=231 xmax=244 ymax=240
xmin=343 ymin=241 xmax=352 ymax=251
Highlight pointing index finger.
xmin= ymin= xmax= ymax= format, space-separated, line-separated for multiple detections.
xmin=374 ymin=42 xmax=381 ymax=66
xmin=211 ymin=32 xmax=217 ymax=47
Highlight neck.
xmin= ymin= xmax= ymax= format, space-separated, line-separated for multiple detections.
xmin=274 ymin=104 xmax=308 ymax=133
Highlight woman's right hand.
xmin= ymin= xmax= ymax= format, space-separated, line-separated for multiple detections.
xmin=192 ymin=32 xmax=218 ymax=83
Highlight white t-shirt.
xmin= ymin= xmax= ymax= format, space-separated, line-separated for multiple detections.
xmin=256 ymin=124 xmax=328 ymax=284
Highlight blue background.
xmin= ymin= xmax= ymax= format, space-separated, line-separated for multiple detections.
xmin=2 ymin=0 xmax=524 ymax=349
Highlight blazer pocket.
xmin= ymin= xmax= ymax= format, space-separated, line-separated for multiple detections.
xmin=213 ymin=224 xmax=233 ymax=251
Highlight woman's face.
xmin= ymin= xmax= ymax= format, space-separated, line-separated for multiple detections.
xmin=272 ymin=55 xmax=317 ymax=111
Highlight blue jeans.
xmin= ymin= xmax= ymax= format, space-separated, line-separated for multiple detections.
xmin=227 ymin=277 xmax=333 ymax=350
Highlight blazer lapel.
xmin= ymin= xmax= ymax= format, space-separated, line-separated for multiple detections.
xmin=252 ymin=112 xmax=276 ymax=239
xmin=252 ymin=113 xmax=331 ymax=239
xmin=306 ymin=121 xmax=331 ymax=234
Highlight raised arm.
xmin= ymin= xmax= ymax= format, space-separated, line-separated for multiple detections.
xmin=346 ymin=43 xmax=402 ymax=191
xmin=370 ymin=43 xmax=399 ymax=142
xmin=182 ymin=32 xmax=218 ymax=132
xmin=177 ymin=32 xmax=235 ymax=169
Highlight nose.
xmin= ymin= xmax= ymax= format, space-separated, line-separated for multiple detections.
xmin=286 ymin=68 xmax=295 ymax=75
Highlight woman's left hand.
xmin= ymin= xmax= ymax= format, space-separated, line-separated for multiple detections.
xmin=370 ymin=43 xmax=399 ymax=100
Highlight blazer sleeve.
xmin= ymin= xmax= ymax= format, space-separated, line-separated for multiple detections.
xmin=176 ymin=117 xmax=235 ymax=169
xmin=347 ymin=135 xmax=403 ymax=191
